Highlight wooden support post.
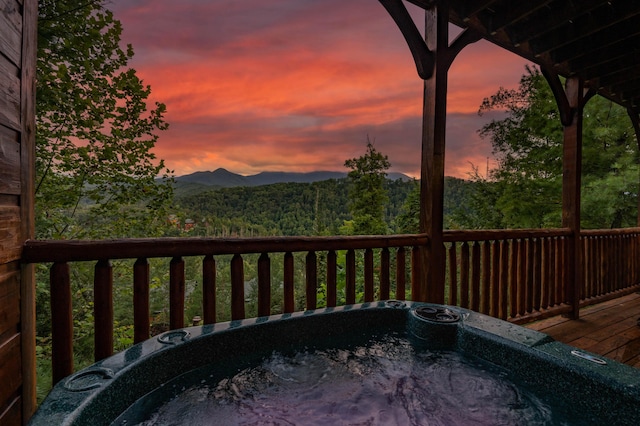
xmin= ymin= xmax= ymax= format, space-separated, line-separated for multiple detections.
xmin=419 ymin=5 xmax=449 ymax=303
xmin=543 ymin=70 xmax=590 ymax=320
xmin=380 ymin=0 xmax=479 ymax=304
xmin=627 ymin=108 xmax=640 ymax=226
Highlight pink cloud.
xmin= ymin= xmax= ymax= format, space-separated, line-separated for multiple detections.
xmin=110 ymin=0 xmax=529 ymax=178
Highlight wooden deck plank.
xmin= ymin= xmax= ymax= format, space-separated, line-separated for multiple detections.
xmin=525 ymin=292 xmax=640 ymax=368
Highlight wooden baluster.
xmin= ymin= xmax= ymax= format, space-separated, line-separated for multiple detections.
xmin=533 ymin=238 xmax=542 ymax=312
xmin=604 ymin=236 xmax=610 ymax=293
xmin=50 ymin=262 xmax=73 ymax=385
xmin=411 ymin=246 xmax=421 ymax=301
xmin=526 ymin=238 xmax=534 ymax=313
xmin=460 ymin=242 xmax=469 ymax=309
xmin=346 ymin=249 xmax=356 ymax=304
xmin=327 ymin=250 xmax=337 ymax=307
xmin=558 ymin=237 xmax=566 ymax=304
xmin=202 ymin=255 xmax=216 ymax=324
xmin=490 ymin=240 xmax=500 ymax=317
xmin=133 ymin=258 xmax=150 ymax=343
xmin=283 ymin=252 xmax=295 ymax=313
xmin=617 ymin=235 xmax=623 ymax=290
xmin=380 ymin=248 xmax=390 ymax=300
xmin=481 ymin=241 xmax=491 ymax=314
xmin=306 ymin=251 xmax=317 ymax=310
xmin=471 ymin=242 xmax=481 ymax=312
xmin=518 ymin=239 xmax=527 ymax=316
xmin=582 ymin=237 xmax=590 ymax=298
xmin=396 ymin=247 xmax=406 ymax=300
xmin=543 ymin=238 xmax=551 ymax=309
xmin=499 ymin=240 xmax=509 ymax=320
xmin=364 ymin=248 xmax=374 ymax=302
xmin=94 ymin=259 xmax=113 ymax=361
xmin=231 ymin=254 xmax=245 ymax=320
xmin=509 ymin=239 xmax=519 ymax=319
xmin=448 ymin=243 xmax=457 ymax=306
xmin=170 ymin=256 xmax=185 ymax=329
xmin=590 ymin=236 xmax=597 ymax=298
xmin=549 ymin=237 xmax=557 ymax=307
xmin=258 ymin=253 xmax=271 ymax=317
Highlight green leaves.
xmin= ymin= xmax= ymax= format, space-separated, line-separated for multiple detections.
xmin=36 ymin=0 xmax=174 ymax=239
xmin=473 ymin=66 xmax=638 ymax=229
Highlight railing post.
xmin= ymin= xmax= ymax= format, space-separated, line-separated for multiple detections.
xmin=231 ymin=254 xmax=245 ymax=320
xmin=346 ymin=249 xmax=356 ymax=304
xmin=258 ymin=253 xmax=271 ymax=316
xmin=326 ymin=250 xmax=337 ymax=307
xmin=396 ymin=247 xmax=406 ymax=300
xmin=305 ymin=251 xmax=317 ymax=310
xmin=380 ymin=248 xmax=390 ymax=300
xmin=169 ymin=256 xmax=185 ymax=329
xmin=202 ymin=255 xmax=216 ymax=324
xmin=364 ymin=248 xmax=374 ymax=302
xmin=283 ymin=252 xmax=294 ymax=313
xmin=133 ymin=258 xmax=150 ymax=343
xmin=50 ymin=262 xmax=73 ymax=385
xmin=94 ymin=259 xmax=113 ymax=361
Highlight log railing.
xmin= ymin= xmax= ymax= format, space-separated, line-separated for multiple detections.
xmin=22 ymin=228 xmax=640 ymax=385
xmin=443 ymin=229 xmax=572 ymax=324
xmin=22 ymin=234 xmax=428 ymax=384
xmin=442 ymin=228 xmax=640 ymax=324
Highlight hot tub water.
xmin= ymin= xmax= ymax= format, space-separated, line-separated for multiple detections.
xmin=133 ymin=336 xmax=560 ymax=425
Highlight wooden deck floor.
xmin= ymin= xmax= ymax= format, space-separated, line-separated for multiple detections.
xmin=525 ymin=292 xmax=640 ymax=368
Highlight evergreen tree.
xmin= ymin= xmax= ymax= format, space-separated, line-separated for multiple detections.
xmin=467 ymin=66 xmax=638 ymax=229
xmin=343 ymin=138 xmax=391 ymax=235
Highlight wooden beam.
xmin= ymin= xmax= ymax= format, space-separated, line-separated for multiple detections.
xmin=378 ymin=0 xmax=434 ymax=79
xmin=561 ymin=76 xmax=587 ymax=320
xmin=378 ymin=1 xmax=480 ymax=304
xmin=627 ymin=107 xmax=640 ymax=226
xmin=20 ymin=0 xmax=38 ymax=421
xmin=419 ymin=4 xmax=449 ymax=303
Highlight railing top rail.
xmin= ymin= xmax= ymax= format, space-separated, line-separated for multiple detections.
xmin=22 ymin=234 xmax=429 ymax=264
xmin=443 ymin=228 xmax=572 ymax=242
xmin=580 ymin=227 xmax=640 ymax=237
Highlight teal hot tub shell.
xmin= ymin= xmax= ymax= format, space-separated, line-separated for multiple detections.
xmin=30 ymin=301 xmax=640 ymax=425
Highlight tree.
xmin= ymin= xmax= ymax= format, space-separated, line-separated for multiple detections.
xmin=472 ymin=66 xmax=638 ymax=229
xmin=343 ymin=138 xmax=391 ymax=235
xmin=34 ymin=0 xmax=175 ymax=400
xmin=36 ymin=0 xmax=173 ymax=240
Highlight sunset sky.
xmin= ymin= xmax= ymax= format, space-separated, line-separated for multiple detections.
xmin=109 ymin=0 xmax=531 ymax=179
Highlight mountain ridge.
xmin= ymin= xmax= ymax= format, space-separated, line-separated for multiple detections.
xmin=174 ymin=168 xmax=413 ymax=188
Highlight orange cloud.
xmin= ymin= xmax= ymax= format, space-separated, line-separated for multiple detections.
xmin=112 ymin=0 xmax=529 ymax=179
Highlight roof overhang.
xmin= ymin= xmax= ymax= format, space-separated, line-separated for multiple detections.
xmin=407 ymin=0 xmax=640 ymax=112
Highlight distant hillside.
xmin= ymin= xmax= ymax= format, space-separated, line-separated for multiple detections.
xmin=174 ymin=168 xmax=412 ymax=189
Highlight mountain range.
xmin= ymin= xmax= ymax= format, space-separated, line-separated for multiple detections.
xmin=173 ymin=168 xmax=413 ymax=189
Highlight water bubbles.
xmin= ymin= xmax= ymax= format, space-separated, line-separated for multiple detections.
xmin=138 ymin=337 xmax=557 ymax=425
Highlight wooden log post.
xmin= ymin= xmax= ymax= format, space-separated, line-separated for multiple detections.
xmin=543 ymin=69 xmax=594 ymax=319
xmin=379 ymin=0 xmax=480 ymax=303
xmin=133 ymin=258 xmax=150 ymax=343
xmin=94 ymin=260 xmax=113 ymax=361
xmin=50 ymin=262 xmax=73 ymax=385
xmin=627 ymin=108 xmax=640 ymax=226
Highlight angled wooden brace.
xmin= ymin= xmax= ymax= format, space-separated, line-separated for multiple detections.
xmin=379 ymin=0 xmax=481 ymax=79
xmin=541 ymin=66 xmax=595 ymax=126
xmin=378 ymin=0 xmax=434 ymax=79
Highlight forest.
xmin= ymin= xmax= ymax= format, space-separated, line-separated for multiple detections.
xmin=33 ymin=0 xmax=640 ymax=404
xmin=169 ymin=176 xmax=475 ymax=237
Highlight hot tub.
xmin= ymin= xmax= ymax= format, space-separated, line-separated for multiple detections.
xmin=31 ymin=302 xmax=640 ymax=425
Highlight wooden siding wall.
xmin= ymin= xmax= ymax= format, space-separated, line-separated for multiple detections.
xmin=1 ymin=0 xmax=37 ymax=424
